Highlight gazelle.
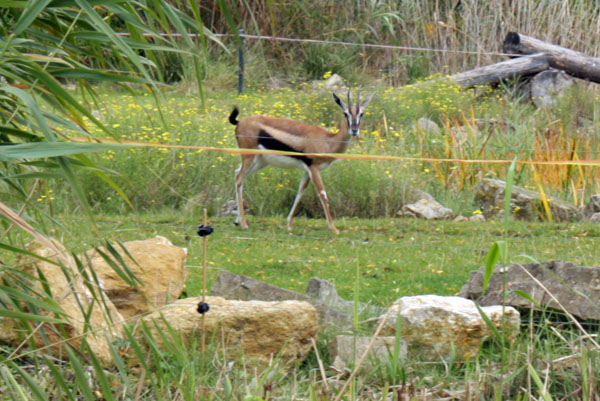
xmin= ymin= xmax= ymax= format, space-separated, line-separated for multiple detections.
xmin=229 ymin=90 xmax=373 ymax=234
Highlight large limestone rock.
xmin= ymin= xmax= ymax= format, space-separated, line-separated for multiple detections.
xmin=377 ymin=295 xmax=520 ymax=360
xmin=330 ymin=335 xmax=406 ymax=372
xmin=1 ymin=239 xmax=123 ymax=366
xmin=475 ymin=178 xmax=577 ymax=221
xmin=84 ymin=236 xmax=187 ymax=319
xmin=138 ymin=296 xmax=318 ymax=366
xmin=460 ymin=260 xmax=600 ymax=321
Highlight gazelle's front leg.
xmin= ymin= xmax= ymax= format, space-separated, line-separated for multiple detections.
xmin=286 ymin=172 xmax=311 ymax=231
xmin=309 ymin=166 xmax=339 ymax=235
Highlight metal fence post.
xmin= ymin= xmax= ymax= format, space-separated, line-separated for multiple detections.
xmin=238 ymin=29 xmax=244 ymax=94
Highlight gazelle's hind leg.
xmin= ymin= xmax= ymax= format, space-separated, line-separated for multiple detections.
xmin=286 ymin=172 xmax=311 ymax=231
xmin=309 ymin=165 xmax=339 ymax=234
xmin=234 ymin=154 xmax=265 ymax=228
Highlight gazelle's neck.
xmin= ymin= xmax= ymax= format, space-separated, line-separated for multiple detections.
xmin=329 ymin=117 xmax=352 ymax=154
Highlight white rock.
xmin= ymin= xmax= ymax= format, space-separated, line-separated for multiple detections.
xmin=401 ymin=198 xmax=454 ymax=220
xmin=377 ymin=295 xmax=520 ymax=360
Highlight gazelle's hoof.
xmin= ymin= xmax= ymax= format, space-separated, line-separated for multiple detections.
xmin=331 ymin=227 xmax=340 ymax=235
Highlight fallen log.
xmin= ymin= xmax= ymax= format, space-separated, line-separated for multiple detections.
xmin=450 ymin=53 xmax=549 ymax=88
xmin=503 ymin=32 xmax=600 ymax=84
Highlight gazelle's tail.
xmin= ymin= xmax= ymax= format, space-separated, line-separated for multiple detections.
xmin=228 ymin=107 xmax=240 ymax=125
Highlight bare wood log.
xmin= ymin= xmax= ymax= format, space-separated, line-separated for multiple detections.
xmin=450 ymin=53 xmax=549 ymax=88
xmin=503 ymin=32 xmax=600 ymax=83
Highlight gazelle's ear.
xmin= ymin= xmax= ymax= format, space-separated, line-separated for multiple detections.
xmin=359 ymin=93 xmax=374 ymax=109
xmin=332 ymin=92 xmax=346 ymax=110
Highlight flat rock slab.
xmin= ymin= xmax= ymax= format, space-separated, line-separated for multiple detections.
xmin=460 ymin=260 xmax=600 ymax=321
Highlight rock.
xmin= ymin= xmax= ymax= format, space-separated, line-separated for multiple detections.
xmin=376 ymin=295 xmax=520 ymax=360
xmin=330 ymin=335 xmax=406 ymax=372
xmin=460 ymin=260 xmax=600 ymax=321
xmin=581 ymin=194 xmax=600 ymax=220
xmin=211 ymin=270 xmax=310 ymax=302
xmin=2 ymin=239 xmax=124 ymax=366
xmin=218 ymin=199 xmax=248 ymax=217
xmin=453 ymin=215 xmax=469 ymax=222
xmin=469 ymin=214 xmax=486 ymax=222
xmin=590 ymin=213 xmax=600 ymax=223
xmin=413 ymin=189 xmax=435 ymax=202
xmin=400 ymin=198 xmax=454 ymax=220
xmin=84 ymin=236 xmax=187 ymax=319
xmin=324 ymin=73 xmax=345 ymax=90
xmin=414 ymin=117 xmax=441 ymax=135
xmin=530 ymin=69 xmax=573 ymax=108
xmin=210 ymin=271 xmax=383 ymax=330
xmin=138 ymin=296 xmax=317 ymax=366
xmin=310 ymin=74 xmax=345 ymax=91
xmin=475 ymin=178 xmax=577 ymax=221
xmin=265 ymin=77 xmax=292 ymax=90
xmin=306 ymin=277 xmax=384 ymax=317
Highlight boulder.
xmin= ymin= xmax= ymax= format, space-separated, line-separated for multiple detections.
xmin=1 ymin=239 xmax=123 ymax=366
xmin=460 ymin=260 xmax=600 ymax=321
xmin=530 ymin=69 xmax=573 ymax=108
xmin=330 ymin=335 xmax=406 ymax=372
xmin=84 ymin=236 xmax=187 ymax=319
xmin=399 ymin=198 xmax=454 ymax=220
xmin=414 ymin=117 xmax=442 ymax=136
xmin=138 ymin=296 xmax=318 ymax=366
xmin=590 ymin=213 xmax=600 ymax=223
xmin=580 ymin=194 xmax=600 ymax=220
xmin=376 ymin=295 xmax=520 ymax=360
xmin=475 ymin=178 xmax=577 ymax=221
xmin=469 ymin=214 xmax=486 ymax=222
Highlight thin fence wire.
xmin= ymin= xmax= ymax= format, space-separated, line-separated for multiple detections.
xmin=67 ymin=136 xmax=600 ymax=166
xmin=116 ymin=31 xmax=519 ymax=58
xmin=130 ymin=128 xmax=600 ymax=156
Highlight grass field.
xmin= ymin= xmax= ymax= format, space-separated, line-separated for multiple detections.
xmin=52 ymin=212 xmax=600 ymax=306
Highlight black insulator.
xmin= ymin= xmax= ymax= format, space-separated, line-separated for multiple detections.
xmin=196 ymin=224 xmax=214 ymax=237
xmin=197 ymin=302 xmax=210 ymax=314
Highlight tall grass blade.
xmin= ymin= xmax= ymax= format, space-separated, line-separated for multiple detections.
xmin=504 ymin=157 xmax=517 ymax=232
xmin=473 ymin=301 xmax=501 ymax=341
xmin=482 ymin=241 xmax=504 ymax=295
xmin=66 ymin=346 xmax=96 ymax=401
xmin=4 ymin=360 xmax=49 ymax=401
xmin=0 ymin=364 xmax=30 ymax=401
xmin=85 ymin=342 xmax=116 ymax=401
xmin=12 ymin=0 xmax=52 ymax=35
xmin=527 ymin=363 xmax=554 ymax=401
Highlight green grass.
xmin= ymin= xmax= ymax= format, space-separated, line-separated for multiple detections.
xmin=49 ymin=212 xmax=600 ymax=307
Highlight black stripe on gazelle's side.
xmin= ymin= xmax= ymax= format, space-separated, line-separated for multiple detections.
xmin=257 ymin=130 xmax=313 ymax=166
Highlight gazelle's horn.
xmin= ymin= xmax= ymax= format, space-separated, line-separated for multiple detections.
xmin=347 ymin=90 xmax=351 ymax=106
xmin=357 ymin=89 xmax=361 ymax=105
